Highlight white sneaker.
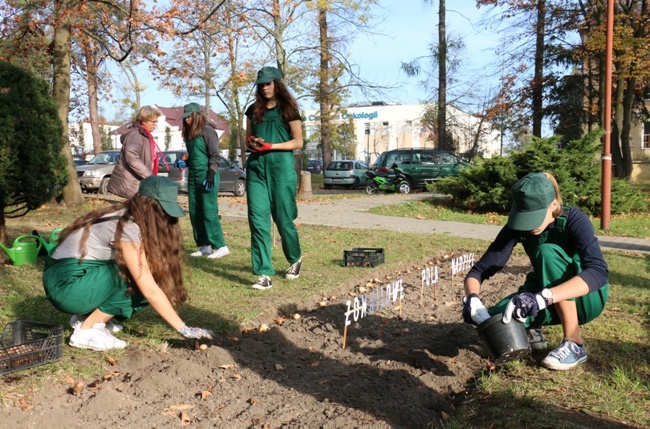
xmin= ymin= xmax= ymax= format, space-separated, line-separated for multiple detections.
xmin=191 ymin=245 xmax=212 ymax=257
xmin=207 ymin=246 xmax=230 ymax=259
xmin=69 ymin=323 xmax=127 ymax=351
xmin=70 ymin=314 xmax=123 ymax=333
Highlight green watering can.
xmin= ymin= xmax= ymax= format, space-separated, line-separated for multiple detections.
xmin=0 ymin=235 xmax=43 ymax=266
xmin=38 ymin=228 xmax=64 ymax=255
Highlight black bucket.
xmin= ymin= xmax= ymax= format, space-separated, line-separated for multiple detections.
xmin=477 ymin=313 xmax=530 ymax=364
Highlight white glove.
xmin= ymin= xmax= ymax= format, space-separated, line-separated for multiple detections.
xmin=462 ymin=294 xmax=491 ymax=325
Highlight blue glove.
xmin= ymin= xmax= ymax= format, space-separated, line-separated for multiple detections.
xmin=462 ymin=293 xmax=490 ymax=326
xmin=174 ymin=159 xmax=187 ymax=169
xmin=502 ymin=292 xmax=547 ymax=324
xmin=203 ymin=170 xmax=216 ymax=191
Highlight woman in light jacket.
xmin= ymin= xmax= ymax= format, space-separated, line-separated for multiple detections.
xmin=108 ymin=106 xmax=164 ymax=198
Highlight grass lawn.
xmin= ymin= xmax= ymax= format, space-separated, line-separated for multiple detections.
xmin=1 ymin=198 xmax=648 ymax=427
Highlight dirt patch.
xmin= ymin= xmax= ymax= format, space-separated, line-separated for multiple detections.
xmin=2 ymin=255 xmax=531 ymax=428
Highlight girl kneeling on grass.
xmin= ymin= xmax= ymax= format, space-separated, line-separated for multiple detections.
xmin=43 ymin=176 xmax=214 ymax=351
xmin=462 ymin=172 xmax=609 ymax=370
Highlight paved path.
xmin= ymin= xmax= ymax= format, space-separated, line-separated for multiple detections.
xmin=216 ymin=193 xmax=650 ymax=254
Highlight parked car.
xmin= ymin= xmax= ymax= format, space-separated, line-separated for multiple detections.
xmin=323 ymin=160 xmax=369 ymax=190
xmin=371 ymin=148 xmax=469 ymax=189
xmin=306 ymin=159 xmax=324 ymax=174
xmin=72 ymin=154 xmax=87 ymax=166
xmin=158 ymin=150 xmax=247 ymax=197
xmin=75 ymin=150 xmax=120 ymax=194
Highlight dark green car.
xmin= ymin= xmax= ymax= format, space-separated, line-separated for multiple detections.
xmin=371 ymin=148 xmax=469 ymax=189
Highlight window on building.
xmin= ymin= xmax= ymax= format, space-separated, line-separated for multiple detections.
xmin=644 ymin=123 xmax=650 ymax=149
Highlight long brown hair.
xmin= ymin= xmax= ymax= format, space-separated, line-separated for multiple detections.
xmin=57 ymin=195 xmax=187 ymax=309
xmin=251 ymin=79 xmax=300 ymax=124
xmin=182 ymin=111 xmax=206 ymax=142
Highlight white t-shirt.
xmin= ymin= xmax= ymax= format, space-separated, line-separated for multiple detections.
xmin=51 ymin=209 xmax=141 ymax=261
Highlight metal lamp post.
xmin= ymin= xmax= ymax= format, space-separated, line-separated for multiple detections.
xmin=365 ymin=123 xmax=370 ymax=165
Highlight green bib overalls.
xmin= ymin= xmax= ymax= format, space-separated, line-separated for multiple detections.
xmin=187 ymin=135 xmax=226 ymax=250
xmin=247 ymin=107 xmax=301 ymax=275
xmin=489 ymin=212 xmax=609 ymax=328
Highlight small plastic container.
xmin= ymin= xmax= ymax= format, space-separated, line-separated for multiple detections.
xmin=477 ymin=313 xmax=530 ymax=364
xmin=0 ymin=321 xmax=63 ymax=375
xmin=344 ymin=247 xmax=385 ymax=267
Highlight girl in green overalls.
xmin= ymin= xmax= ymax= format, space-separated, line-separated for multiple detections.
xmin=245 ymin=66 xmax=304 ymax=290
xmin=182 ymin=103 xmax=229 ymax=259
xmin=462 ymin=172 xmax=609 ymax=370
xmin=43 ymin=176 xmax=214 ymax=351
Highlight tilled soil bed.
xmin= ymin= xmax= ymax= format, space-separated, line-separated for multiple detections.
xmin=1 ymin=255 xmax=530 ymax=428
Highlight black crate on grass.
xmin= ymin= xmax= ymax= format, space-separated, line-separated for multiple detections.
xmin=0 ymin=320 xmax=63 ymax=375
xmin=344 ymin=247 xmax=385 ymax=268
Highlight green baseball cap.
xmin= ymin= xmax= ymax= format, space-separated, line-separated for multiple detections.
xmin=182 ymin=102 xmax=202 ymax=119
xmin=507 ymin=172 xmax=555 ymax=231
xmin=254 ymin=66 xmax=283 ymax=85
xmin=138 ymin=176 xmax=185 ymax=218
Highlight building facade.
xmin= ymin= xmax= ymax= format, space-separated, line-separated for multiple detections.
xmin=302 ymin=103 xmax=502 ymax=164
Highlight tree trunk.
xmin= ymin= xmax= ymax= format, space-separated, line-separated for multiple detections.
xmin=84 ymin=45 xmax=102 ymax=156
xmin=273 ymin=0 xmax=286 ymax=75
xmin=54 ymin=0 xmax=84 ymax=206
xmin=612 ymin=75 xmax=625 ymax=178
xmin=532 ymin=0 xmax=546 ymax=138
xmin=437 ymin=0 xmax=447 ymax=151
xmin=620 ymin=76 xmax=635 ymax=179
xmin=319 ymin=7 xmax=332 ymax=168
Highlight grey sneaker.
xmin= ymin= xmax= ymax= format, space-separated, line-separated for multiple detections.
xmin=70 ymin=314 xmax=123 ymax=333
xmin=527 ymin=328 xmax=548 ymax=351
xmin=191 ymin=245 xmax=212 ymax=257
xmin=285 ymin=259 xmax=302 ymax=280
xmin=541 ymin=339 xmax=587 ymax=370
xmin=252 ymin=275 xmax=273 ymax=290
xmin=69 ymin=322 xmax=127 ymax=351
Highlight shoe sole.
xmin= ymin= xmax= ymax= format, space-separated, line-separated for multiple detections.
xmin=69 ymin=337 xmax=127 ymax=351
xmin=207 ymin=251 xmax=230 ymax=259
xmin=285 ymin=274 xmax=299 ymax=280
xmin=541 ymin=355 xmax=587 ymax=370
xmin=252 ymin=284 xmax=272 ymax=290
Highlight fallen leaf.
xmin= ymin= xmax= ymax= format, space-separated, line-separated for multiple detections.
xmin=106 ymin=356 xmax=116 ymax=366
xmin=72 ymin=382 xmax=84 ymax=395
xmin=308 ymin=361 xmax=321 ymax=367
xmin=180 ymin=411 xmax=191 ymax=426
xmin=200 ymin=391 xmax=212 ymax=400
xmin=18 ymin=398 xmax=33 ymax=411
xmin=169 ymin=404 xmax=195 ymax=411
xmin=103 ymin=371 xmax=121 ymax=380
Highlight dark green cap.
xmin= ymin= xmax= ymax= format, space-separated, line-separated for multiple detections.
xmin=182 ymin=102 xmax=202 ymax=119
xmin=255 ymin=66 xmax=283 ymax=85
xmin=507 ymin=172 xmax=555 ymax=231
xmin=138 ymin=176 xmax=185 ymax=218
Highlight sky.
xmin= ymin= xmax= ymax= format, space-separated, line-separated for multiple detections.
xmin=100 ymin=0 xmax=506 ymax=120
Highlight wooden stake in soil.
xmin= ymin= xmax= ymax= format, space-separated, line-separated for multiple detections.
xmin=342 ymin=324 xmax=348 ymax=350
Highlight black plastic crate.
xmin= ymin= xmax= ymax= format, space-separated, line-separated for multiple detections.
xmin=344 ymin=247 xmax=385 ymax=268
xmin=0 ymin=320 xmax=63 ymax=375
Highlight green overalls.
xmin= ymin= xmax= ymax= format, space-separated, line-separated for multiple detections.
xmin=247 ymin=107 xmax=301 ymax=275
xmin=43 ymin=257 xmax=148 ymax=321
xmin=489 ymin=213 xmax=609 ymax=328
xmin=187 ymin=134 xmax=226 ymax=250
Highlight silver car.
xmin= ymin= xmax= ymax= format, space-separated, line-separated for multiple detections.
xmin=323 ymin=160 xmax=370 ymax=190
xmin=75 ymin=150 xmax=120 ymax=194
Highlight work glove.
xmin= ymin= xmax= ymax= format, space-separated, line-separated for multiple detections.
xmin=174 ymin=159 xmax=187 ymax=169
xmin=178 ymin=323 xmax=215 ymax=340
xmin=462 ymin=293 xmax=491 ymax=326
xmin=502 ymin=292 xmax=547 ymax=324
xmin=247 ymin=136 xmax=272 ymax=153
xmin=251 ymin=141 xmax=272 ymax=153
xmin=203 ymin=169 xmax=216 ymax=192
